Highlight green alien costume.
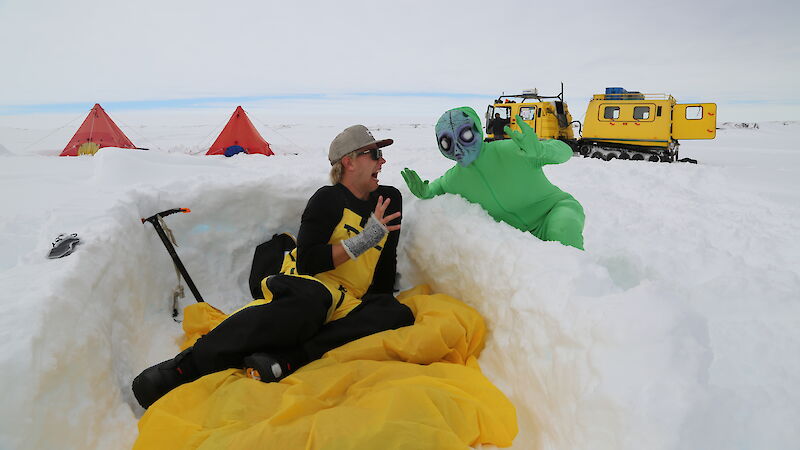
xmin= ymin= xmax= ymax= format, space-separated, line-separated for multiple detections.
xmin=401 ymin=107 xmax=585 ymax=250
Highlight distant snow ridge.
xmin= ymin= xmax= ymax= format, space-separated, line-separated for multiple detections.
xmin=718 ymin=121 xmax=798 ymax=130
xmin=163 ymin=144 xmax=206 ymax=155
xmin=0 ymin=143 xmax=11 ymax=155
xmin=719 ymin=122 xmax=760 ymax=129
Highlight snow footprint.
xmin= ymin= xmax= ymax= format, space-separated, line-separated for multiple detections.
xmin=597 ymin=254 xmax=645 ymax=291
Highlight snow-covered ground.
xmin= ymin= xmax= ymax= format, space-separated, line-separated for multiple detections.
xmin=0 ymin=111 xmax=798 ymax=450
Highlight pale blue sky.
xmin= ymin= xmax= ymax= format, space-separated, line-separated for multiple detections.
xmin=1 ymin=0 xmax=797 ymax=121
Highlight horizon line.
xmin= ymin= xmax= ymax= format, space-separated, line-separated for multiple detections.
xmin=0 ymin=92 xmax=491 ymax=116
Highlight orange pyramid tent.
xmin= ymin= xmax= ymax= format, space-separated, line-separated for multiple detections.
xmin=60 ymin=104 xmax=137 ymax=156
xmin=206 ymin=106 xmax=273 ymax=156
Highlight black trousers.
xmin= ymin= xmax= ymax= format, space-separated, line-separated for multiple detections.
xmin=191 ymin=274 xmax=414 ymax=375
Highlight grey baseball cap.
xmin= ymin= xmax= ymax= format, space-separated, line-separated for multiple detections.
xmin=328 ymin=125 xmax=393 ymax=165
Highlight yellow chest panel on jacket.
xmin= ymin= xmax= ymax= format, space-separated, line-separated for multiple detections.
xmin=267 ymin=208 xmax=388 ymax=321
xmin=320 ymin=208 xmax=387 ymax=298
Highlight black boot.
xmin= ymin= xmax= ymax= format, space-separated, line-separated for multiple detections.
xmin=243 ymin=353 xmax=293 ymax=383
xmin=132 ymin=348 xmax=200 ymax=409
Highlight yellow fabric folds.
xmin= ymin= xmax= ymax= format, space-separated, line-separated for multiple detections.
xmin=180 ymin=302 xmax=227 ymax=350
xmin=135 ymin=286 xmax=518 ymax=449
xmin=77 ymin=142 xmax=100 ymax=155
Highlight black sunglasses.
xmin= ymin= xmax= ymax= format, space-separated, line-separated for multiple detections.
xmin=356 ymin=147 xmax=382 ymax=161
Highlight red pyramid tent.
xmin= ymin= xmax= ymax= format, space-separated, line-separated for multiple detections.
xmin=60 ymin=104 xmax=137 ymax=156
xmin=206 ymin=106 xmax=273 ymax=156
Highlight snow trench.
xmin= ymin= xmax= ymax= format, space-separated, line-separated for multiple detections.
xmin=9 ymin=146 xmax=800 ymax=450
xmin=19 ymin=182 xmax=698 ymax=450
xmin=15 ymin=174 xmax=313 ymax=449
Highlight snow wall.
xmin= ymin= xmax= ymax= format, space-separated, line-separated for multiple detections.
xmin=2 ymin=141 xmax=798 ymax=449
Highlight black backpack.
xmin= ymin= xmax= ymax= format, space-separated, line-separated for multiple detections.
xmin=248 ymin=233 xmax=297 ymax=299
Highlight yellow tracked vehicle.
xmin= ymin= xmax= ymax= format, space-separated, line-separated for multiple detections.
xmin=485 ymin=85 xmax=717 ymax=163
xmin=486 ymin=85 xmax=576 ymax=142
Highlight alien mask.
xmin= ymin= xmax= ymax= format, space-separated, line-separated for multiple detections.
xmin=435 ymin=109 xmax=483 ymax=167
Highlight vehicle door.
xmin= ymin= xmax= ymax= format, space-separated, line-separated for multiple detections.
xmin=489 ymin=105 xmax=512 ymax=139
xmin=673 ymin=103 xmax=717 ymax=139
xmin=514 ymin=106 xmax=536 ymax=134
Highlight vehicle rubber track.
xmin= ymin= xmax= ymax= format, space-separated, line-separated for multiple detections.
xmin=571 ymin=141 xmax=697 ymax=164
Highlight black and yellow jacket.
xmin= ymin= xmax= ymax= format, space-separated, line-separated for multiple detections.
xmin=261 ymin=184 xmax=402 ymax=322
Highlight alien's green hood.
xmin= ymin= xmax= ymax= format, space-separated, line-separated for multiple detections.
xmin=453 ymin=106 xmax=485 ymax=141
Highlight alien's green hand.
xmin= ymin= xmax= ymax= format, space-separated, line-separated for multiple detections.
xmin=504 ymin=115 xmax=542 ymax=155
xmin=505 ymin=114 xmax=571 ymax=165
xmin=401 ymin=168 xmax=435 ymax=199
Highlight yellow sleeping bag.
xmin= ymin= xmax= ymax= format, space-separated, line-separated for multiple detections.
xmin=134 ymin=285 xmax=518 ymax=449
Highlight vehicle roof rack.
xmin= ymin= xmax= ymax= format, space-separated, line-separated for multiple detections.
xmin=495 ymin=82 xmax=565 ymax=103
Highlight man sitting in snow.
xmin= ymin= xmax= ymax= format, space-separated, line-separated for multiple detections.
xmin=132 ymin=125 xmax=414 ymax=409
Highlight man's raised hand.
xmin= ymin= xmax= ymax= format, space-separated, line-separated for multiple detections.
xmin=374 ymin=196 xmax=401 ymax=232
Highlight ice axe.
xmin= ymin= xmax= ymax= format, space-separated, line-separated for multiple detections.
xmin=142 ymin=208 xmax=205 ymax=319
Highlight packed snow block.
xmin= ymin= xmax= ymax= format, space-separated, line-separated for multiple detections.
xmin=134 ymin=285 xmax=518 ymax=449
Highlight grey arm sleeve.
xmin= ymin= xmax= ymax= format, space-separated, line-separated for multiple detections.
xmin=341 ymin=214 xmax=388 ymax=259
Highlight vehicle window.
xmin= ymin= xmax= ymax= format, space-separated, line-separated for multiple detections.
xmin=603 ymin=106 xmax=620 ymax=120
xmin=633 ymin=106 xmax=650 ymax=120
xmin=519 ymin=107 xmax=535 ymax=120
xmin=685 ymin=106 xmax=703 ymax=120
xmin=494 ymin=107 xmax=511 ymax=119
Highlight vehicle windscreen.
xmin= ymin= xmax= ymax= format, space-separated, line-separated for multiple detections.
xmin=493 ymin=106 xmax=512 ymax=119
